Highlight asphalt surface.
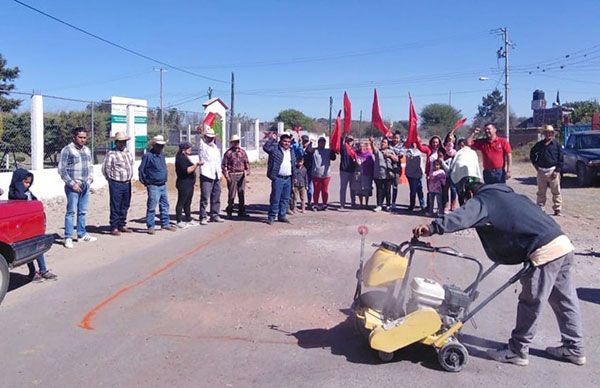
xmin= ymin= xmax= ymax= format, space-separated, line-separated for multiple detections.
xmin=1 ymin=166 xmax=599 ymax=387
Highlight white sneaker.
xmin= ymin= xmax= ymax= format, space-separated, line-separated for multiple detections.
xmin=200 ymin=218 xmax=209 ymax=225
xmin=374 ymin=206 xmax=382 ymax=212
xmin=546 ymin=345 xmax=586 ymax=365
xmin=486 ymin=347 xmax=529 ymax=366
xmin=64 ymin=238 xmax=74 ymax=249
xmin=176 ymin=221 xmax=188 ymax=229
xmin=187 ymin=221 xmax=199 ymax=227
xmin=79 ymin=234 xmax=97 ymax=242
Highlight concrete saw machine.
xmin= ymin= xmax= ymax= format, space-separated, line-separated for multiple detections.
xmin=352 ymin=226 xmax=531 ymax=372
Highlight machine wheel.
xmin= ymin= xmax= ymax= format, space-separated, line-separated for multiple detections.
xmin=353 ymin=315 xmax=370 ymax=340
xmin=378 ymin=350 xmax=394 ymax=362
xmin=438 ymin=342 xmax=468 ymax=372
xmin=0 ymin=255 xmax=9 ymax=306
xmin=576 ymin=163 xmax=593 ymax=187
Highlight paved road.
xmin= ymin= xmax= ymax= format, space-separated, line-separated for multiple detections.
xmin=1 ymin=168 xmax=598 ymax=387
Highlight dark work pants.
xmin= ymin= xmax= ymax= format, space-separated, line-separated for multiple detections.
xmin=200 ymin=175 xmax=221 ymax=220
xmin=109 ymin=180 xmax=131 ymax=229
xmin=176 ymin=178 xmax=195 ymax=222
xmin=375 ymin=178 xmax=392 ymax=207
xmin=268 ymin=176 xmax=291 ymax=220
xmin=226 ymin=172 xmax=246 ymax=214
xmin=483 ymin=168 xmax=506 ymax=184
xmin=407 ymin=177 xmax=425 ymax=209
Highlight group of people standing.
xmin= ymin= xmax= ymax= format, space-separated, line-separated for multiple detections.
xmin=261 ymin=122 xmax=517 ymax=225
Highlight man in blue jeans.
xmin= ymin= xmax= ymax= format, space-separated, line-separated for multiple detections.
xmin=263 ymin=131 xmax=296 ymax=225
xmin=58 ymin=127 xmax=97 ymax=249
xmin=139 ymin=135 xmax=177 ymax=234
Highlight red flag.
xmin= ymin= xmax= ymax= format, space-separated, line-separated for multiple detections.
xmin=371 ymin=89 xmax=390 ymax=137
xmin=343 ymin=92 xmax=352 ymax=135
xmin=453 ymin=117 xmax=467 ymax=130
xmin=330 ymin=110 xmax=342 ymax=153
xmin=203 ymin=112 xmax=216 ymax=127
xmin=405 ymin=96 xmax=419 ymax=146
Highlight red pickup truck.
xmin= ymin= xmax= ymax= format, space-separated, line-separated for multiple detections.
xmin=0 ymin=200 xmax=55 ymax=305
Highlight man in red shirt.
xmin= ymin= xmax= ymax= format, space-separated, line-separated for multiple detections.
xmin=467 ymin=123 xmax=512 ymax=184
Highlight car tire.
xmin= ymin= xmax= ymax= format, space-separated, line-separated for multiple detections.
xmin=576 ymin=163 xmax=593 ymax=187
xmin=0 ymin=254 xmax=9 ymax=306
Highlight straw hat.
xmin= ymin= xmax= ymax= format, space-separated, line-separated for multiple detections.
xmin=204 ymin=127 xmax=216 ymax=137
xmin=150 ymin=135 xmax=167 ymax=145
xmin=112 ymin=131 xmax=130 ymax=141
xmin=230 ymin=134 xmax=241 ymax=142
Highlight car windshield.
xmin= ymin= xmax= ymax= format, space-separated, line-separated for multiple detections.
xmin=580 ymin=134 xmax=600 ymax=149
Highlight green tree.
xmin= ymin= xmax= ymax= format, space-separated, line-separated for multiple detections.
xmin=0 ymin=54 xmax=21 ymax=113
xmin=275 ymin=109 xmax=315 ymax=132
xmin=420 ymin=104 xmax=461 ymax=138
xmin=473 ymin=89 xmax=519 ymax=133
xmin=563 ymin=100 xmax=600 ymax=124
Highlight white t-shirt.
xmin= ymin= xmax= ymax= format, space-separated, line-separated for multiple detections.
xmin=278 ymin=147 xmax=292 ymax=177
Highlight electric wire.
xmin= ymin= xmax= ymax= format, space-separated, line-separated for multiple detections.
xmin=11 ymin=0 xmax=228 ymax=84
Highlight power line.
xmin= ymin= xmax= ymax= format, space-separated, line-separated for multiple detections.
xmin=11 ymin=0 xmax=228 ymax=84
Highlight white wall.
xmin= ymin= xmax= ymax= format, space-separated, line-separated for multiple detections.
xmin=0 ymin=157 xmax=177 ymax=201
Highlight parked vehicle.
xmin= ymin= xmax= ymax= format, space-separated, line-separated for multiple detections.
xmin=0 ymin=200 xmax=54 ymax=305
xmin=562 ymin=131 xmax=600 ymax=187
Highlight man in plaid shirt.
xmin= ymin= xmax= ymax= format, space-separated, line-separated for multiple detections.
xmin=102 ymin=131 xmax=134 ymax=236
xmin=58 ymin=127 xmax=97 ymax=249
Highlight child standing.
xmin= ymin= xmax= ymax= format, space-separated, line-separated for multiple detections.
xmin=8 ymin=169 xmax=57 ymax=281
xmin=427 ymin=159 xmax=446 ymax=216
xmin=291 ymin=158 xmax=308 ymax=213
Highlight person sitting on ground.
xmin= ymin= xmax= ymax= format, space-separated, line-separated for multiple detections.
xmin=175 ymin=142 xmax=201 ymax=228
xmin=290 ymin=157 xmax=308 ymax=213
xmin=8 ymin=168 xmax=57 ymax=281
xmin=139 ymin=135 xmax=176 ymax=234
xmin=371 ymin=136 xmax=398 ymax=212
xmin=413 ymin=172 xmax=585 ymax=367
xmin=311 ymin=136 xmax=336 ymax=211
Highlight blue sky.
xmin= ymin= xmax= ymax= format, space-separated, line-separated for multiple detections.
xmin=2 ymin=0 xmax=600 ymax=123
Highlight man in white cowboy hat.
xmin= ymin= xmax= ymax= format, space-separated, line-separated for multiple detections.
xmin=102 ymin=131 xmax=134 ymax=236
xmin=198 ymin=126 xmax=224 ymax=224
xmin=138 ymin=135 xmax=176 ymax=234
xmin=222 ymin=134 xmax=250 ymax=217
xmin=530 ymin=125 xmax=564 ymax=216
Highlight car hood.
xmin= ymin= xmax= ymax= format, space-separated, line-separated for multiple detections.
xmin=578 ymin=149 xmax=600 ymax=160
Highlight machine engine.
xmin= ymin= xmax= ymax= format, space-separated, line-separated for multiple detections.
xmin=406 ymin=277 xmax=472 ymax=320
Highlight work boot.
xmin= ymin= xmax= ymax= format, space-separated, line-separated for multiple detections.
xmin=545 ymin=346 xmax=586 ymax=365
xmin=486 ymin=347 xmax=529 ymax=366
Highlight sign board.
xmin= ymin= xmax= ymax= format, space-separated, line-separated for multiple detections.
xmin=110 ymin=96 xmax=148 ymax=149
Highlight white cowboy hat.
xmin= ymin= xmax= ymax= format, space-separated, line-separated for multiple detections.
xmin=204 ymin=127 xmax=216 ymax=137
xmin=112 ymin=131 xmax=130 ymax=141
xmin=230 ymin=134 xmax=241 ymax=142
xmin=151 ymin=135 xmax=167 ymax=145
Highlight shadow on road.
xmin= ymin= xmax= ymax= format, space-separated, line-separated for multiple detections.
xmin=279 ymin=309 xmax=444 ymax=370
xmin=7 ymin=272 xmax=32 ymax=293
xmin=459 ymin=333 xmax=554 ymax=361
xmin=577 ymin=287 xmax=600 ymax=304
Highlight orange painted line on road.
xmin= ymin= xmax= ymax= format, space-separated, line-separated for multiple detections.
xmin=78 ymin=227 xmax=235 ymax=331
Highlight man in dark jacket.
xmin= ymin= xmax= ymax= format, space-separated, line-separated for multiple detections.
xmin=139 ymin=135 xmax=176 ymax=234
xmin=530 ymin=125 xmax=564 ymax=216
xmin=263 ymin=132 xmax=296 ymax=225
xmin=339 ymin=135 xmax=357 ymax=208
xmin=301 ymin=135 xmax=315 ymax=209
xmin=413 ymin=177 xmax=585 ymax=367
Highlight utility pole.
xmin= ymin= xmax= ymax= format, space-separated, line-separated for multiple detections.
xmin=358 ymin=110 xmax=363 ymax=138
xmin=496 ymin=27 xmax=511 ymax=143
xmin=449 ymin=90 xmax=452 ymax=106
xmin=328 ymin=96 xmax=333 ymax=137
xmin=154 ymin=67 xmax=166 ymax=136
xmin=229 ymin=72 xmax=235 ymax=142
